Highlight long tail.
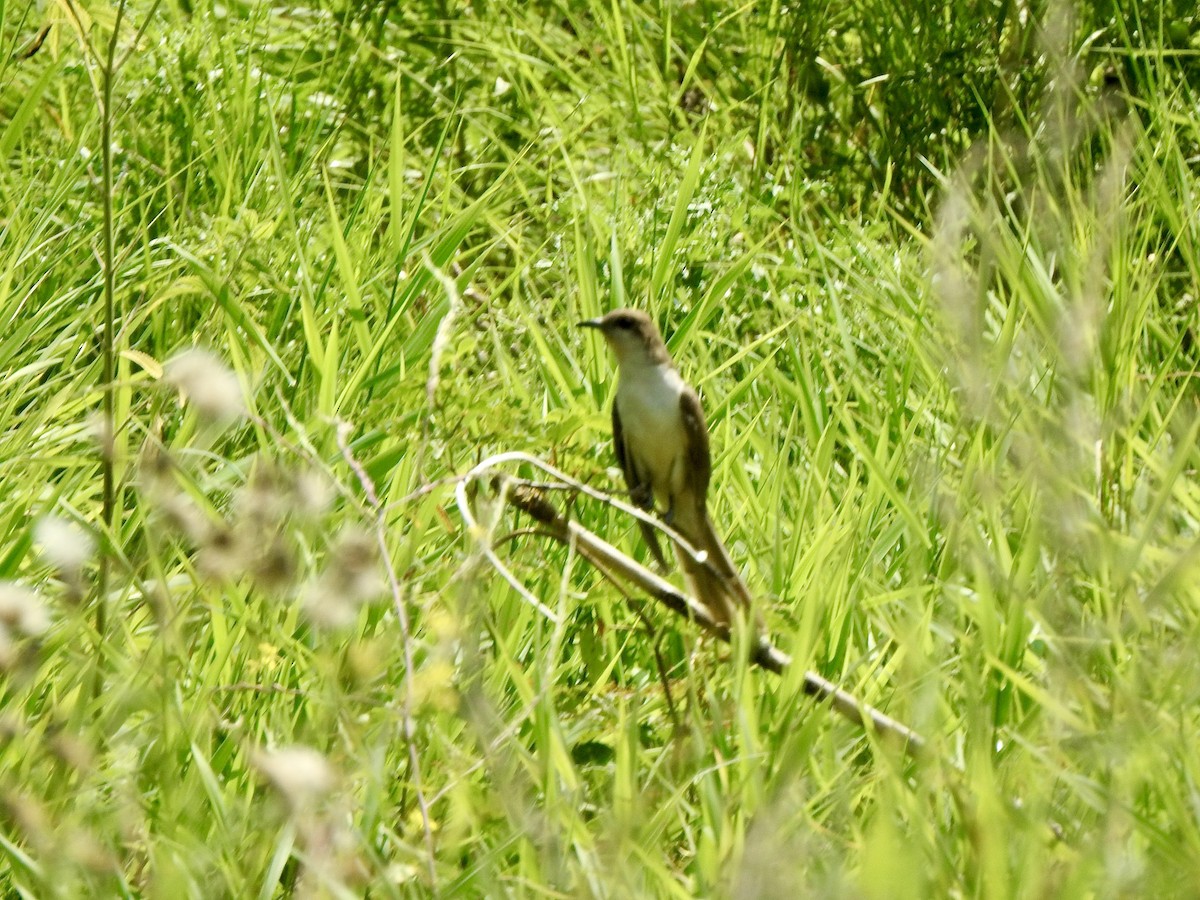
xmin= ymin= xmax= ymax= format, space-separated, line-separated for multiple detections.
xmin=674 ymin=512 xmax=755 ymax=628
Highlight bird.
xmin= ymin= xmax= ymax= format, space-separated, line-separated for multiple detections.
xmin=579 ymin=308 xmax=755 ymax=627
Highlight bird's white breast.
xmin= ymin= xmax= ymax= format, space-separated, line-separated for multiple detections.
xmin=616 ymin=363 xmax=688 ymax=505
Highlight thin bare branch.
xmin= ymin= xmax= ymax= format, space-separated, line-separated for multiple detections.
xmin=455 ymin=452 xmax=927 ymax=759
xmin=335 ymin=421 xmax=438 ymax=885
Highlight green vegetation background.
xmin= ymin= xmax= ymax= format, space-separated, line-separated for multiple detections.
xmin=2 ymin=0 xmax=1200 ymax=895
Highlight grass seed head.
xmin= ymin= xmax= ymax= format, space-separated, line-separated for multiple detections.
xmin=253 ymin=745 xmax=336 ymax=811
xmin=164 ymin=348 xmax=246 ymax=422
xmin=34 ymin=516 xmax=95 ymax=577
xmin=0 ymin=582 xmax=49 ymax=638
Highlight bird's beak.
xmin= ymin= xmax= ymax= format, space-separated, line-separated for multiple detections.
xmin=577 ymin=318 xmax=604 ymax=330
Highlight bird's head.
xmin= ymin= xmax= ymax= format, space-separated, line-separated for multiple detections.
xmin=578 ymin=308 xmax=669 ymax=367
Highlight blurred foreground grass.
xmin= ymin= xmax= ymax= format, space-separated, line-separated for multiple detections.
xmin=1 ymin=0 xmax=1200 ymax=895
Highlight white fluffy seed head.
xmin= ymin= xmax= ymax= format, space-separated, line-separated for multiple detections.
xmin=299 ymin=526 xmax=383 ymax=630
xmin=291 ymin=469 xmax=334 ymax=518
xmin=34 ymin=516 xmax=95 ymax=575
xmin=253 ymin=745 xmax=335 ymax=809
xmin=164 ymin=348 xmax=246 ymax=422
xmin=0 ymin=582 xmax=49 ymax=637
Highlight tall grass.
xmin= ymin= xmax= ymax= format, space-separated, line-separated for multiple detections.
xmin=0 ymin=0 xmax=1198 ymax=895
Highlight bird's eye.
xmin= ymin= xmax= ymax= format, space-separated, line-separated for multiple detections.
xmin=615 ymin=317 xmax=633 ymax=330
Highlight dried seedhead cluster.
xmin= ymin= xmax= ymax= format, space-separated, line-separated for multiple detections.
xmin=138 ymin=348 xmax=384 ymax=629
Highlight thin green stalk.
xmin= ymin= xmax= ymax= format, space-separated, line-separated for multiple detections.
xmin=96 ymin=0 xmax=128 ymax=659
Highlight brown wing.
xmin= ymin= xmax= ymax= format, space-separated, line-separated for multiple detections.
xmin=676 ymin=386 xmax=757 ymax=619
xmin=613 ymin=402 xmax=669 ymax=570
xmin=679 ymin=386 xmax=711 ymax=514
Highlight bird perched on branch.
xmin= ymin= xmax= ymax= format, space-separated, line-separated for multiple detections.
xmin=580 ymin=308 xmax=755 ymax=628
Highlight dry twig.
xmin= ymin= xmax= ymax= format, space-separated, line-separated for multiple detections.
xmin=455 ymin=452 xmax=927 ymax=759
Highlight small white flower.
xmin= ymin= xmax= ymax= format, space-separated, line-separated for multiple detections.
xmin=163 ymin=348 xmax=246 ymax=421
